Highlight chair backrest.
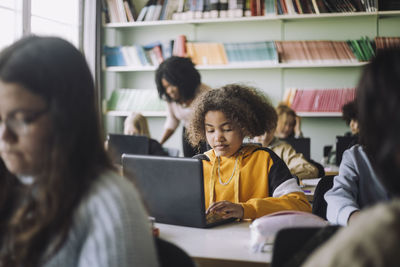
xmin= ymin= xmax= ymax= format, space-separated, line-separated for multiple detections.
xmin=155 ymin=237 xmax=195 ymax=267
xmin=282 ymin=137 xmax=311 ymax=160
xmin=312 ymin=175 xmax=335 ymax=220
xmin=336 ymin=135 xmax=358 ymax=165
xmin=271 ymin=226 xmax=340 ymax=267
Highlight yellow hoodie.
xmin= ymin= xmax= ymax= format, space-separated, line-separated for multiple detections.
xmin=199 ymin=144 xmax=311 ymax=219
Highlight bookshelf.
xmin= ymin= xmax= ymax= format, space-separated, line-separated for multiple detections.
xmin=105 ymin=62 xmax=367 ymax=72
xmin=101 ymin=7 xmax=400 ymax=160
xmin=103 ymin=11 xmax=400 ymax=28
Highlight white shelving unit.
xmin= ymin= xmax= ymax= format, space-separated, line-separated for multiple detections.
xmin=107 ymin=110 xmax=167 ymax=117
xmin=103 ymin=11 xmax=400 ymax=28
xmin=101 ymin=9 xmax=400 ymax=159
xmin=105 ymin=62 xmax=368 ymax=72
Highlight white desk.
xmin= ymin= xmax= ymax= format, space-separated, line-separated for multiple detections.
xmin=156 ymin=221 xmax=271 ymax=267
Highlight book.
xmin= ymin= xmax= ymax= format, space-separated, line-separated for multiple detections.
xmin=264 ymin=0 xmax=276 ymax=14
xmin=115 ymin=0 xmax=128 ymax=22
xmin=124 ymin=1 xmax=135 ymax=21
xmin=106 ymin=0 xmax=119 ymax=22
xmin=137 ymin=0 xmax=154 ymax=21
xmin=102 ymin=0 xmax=112 ymax=23
xmin=107 ymin=89 xmax=166 ymax=111
xmin=209 ymin=0 xmax=220 ymax=18
xmin=172 ymin=35 xmax=187 ymax=57
xmin=152 ymin=0 xmax=164 ymax=20
xmin=144 ymin=0 xmax=158 ymax=21
xmin=228 ymin=0 xmax=244 ymax=17
xmin=104 ymin=46 xmax=126 ymax=66
xmin=310 ymin=0 xmax=320 ymax=13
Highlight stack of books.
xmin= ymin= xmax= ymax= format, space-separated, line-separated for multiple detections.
xmin=107 ymin=89 xmax=166 ymax=111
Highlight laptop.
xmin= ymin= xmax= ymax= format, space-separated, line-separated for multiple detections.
xmin=107 ymin=134 xmax=150 ymax=163
xmin=122 ymin=154 xmax=235 ymax=228
xmin=282 ymin=138 xmax=311 ymax=160
xmin=336 ymin=135 xmax=358 ymax=166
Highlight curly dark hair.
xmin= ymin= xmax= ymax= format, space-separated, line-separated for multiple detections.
xmin=341 ymin=99 xmax=358 ymax=125
xmin=187 ymin=84 xmax=277 ymax=147
xmin=357 ymin=48 xmax=400 ymax=195
xmin=155 ymin=56 xmax=201 ymax=102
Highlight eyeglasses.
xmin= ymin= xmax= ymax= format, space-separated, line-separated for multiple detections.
xmin=0 ymin=109 xmax=48 ymax=135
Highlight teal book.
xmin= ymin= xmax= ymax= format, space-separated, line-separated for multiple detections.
xmin=264 ymin=0 xmax=275 ymax=14
xmin=104 ymin=46 xmax=126 ymax=66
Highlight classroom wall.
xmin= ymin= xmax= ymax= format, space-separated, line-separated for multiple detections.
xmin=102 ymin=12 xmax=400 ymax=161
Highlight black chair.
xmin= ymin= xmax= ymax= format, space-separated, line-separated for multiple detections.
xmin=312 ymin=175 xmax=335 ymax=220
xmin=282 ymin=137 xmax=325 ymax=177
xmin=271 ymin=226 xmax=340 ymax=267
xmin=335 ymin=135 xmax=358 ymax=165
xmin=155 ymin=237 xmax=195 ymax=267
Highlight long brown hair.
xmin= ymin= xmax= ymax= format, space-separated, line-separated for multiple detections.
xmin=0 ymin=36 xmax=114 ymax=266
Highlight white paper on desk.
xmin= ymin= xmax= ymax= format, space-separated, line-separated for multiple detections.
xmin=301 ymin=178 xmax=321 ymax=187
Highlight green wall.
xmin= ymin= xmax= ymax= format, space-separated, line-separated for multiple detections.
xmin=102 ymin=13 xmax=400 ymax=161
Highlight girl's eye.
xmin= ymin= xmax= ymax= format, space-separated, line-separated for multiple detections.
xmin=206 ymin=129 xmax=214 ymax=133
xmin=223 ymin=128 xmax=232 ymax=132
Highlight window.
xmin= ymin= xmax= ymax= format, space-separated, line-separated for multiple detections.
xmin=0 ymin=0 xmax=80 ymax=50
xmin=0 ymin=0 xmax=23 ymax=50
xmin=31 ymin=0 xmax=80 ymax=47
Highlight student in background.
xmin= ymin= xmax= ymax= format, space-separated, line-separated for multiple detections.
xmin=124 ymin=112 xmax=150 ymax=137
xmin=274 ymin=103 xmax=325 ymax=177
xmin=325 ymin=99 xmax=360 ymax=165
xmin=275 ymin=103 xmax=303 ymax=139
xmin=0 ymin=36 xmax=158 ymax=267
xmin=324 ymin=143 xmax=390 ymax=226
xmin=187 ymin=84 xmax=311 ymax=220
xmin=155 ymin=56 xmax=210 ymax=157
xmin=123 ymin=112 xmax=167 ymax=156
xmin=341 ymin=99 xmax=359 ymax=138
xmin=304 ymin=49 xmax=400 ymax=266
xmin=254 ymin=127 xmax=319 ymax=181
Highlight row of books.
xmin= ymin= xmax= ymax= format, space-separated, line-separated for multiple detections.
xmin=274 ymin=0 xmax=378 ymax=15
xmin=104 ymin=36 xmax=397 ymax=67
xmin=187 ymin=41 xmax=279 ymax=65
xmin=104 ymin=40 xmax=279 ymax=66
xmin=103 ymin=0 xmax=138 ymax=23
xmin=375 ymin=37 xmax=400 ymax=50
xmin=102 ymin=0 xmax=399 ymax=23
xmin=107 ymin=89 xmax=166 ymax=111
xmin=283 ymin=88 xmax=356 ymax=112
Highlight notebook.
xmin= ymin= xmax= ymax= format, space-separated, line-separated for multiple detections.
xmin=122 ymin=154 xmax=235 ymax=228
xmin=107 ymin=134 xmax=150 ymax=163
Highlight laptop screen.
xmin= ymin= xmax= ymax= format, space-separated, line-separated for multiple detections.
xmin=122 ymin=154 xmax=209 ymax=228
xmin=108 ymin=134 xmax=150 ymax=163
xmin=281 ymin=138 xmax=311 ymax=160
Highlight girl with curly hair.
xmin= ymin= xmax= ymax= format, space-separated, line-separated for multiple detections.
xmin=187 ymin=84 xmax=311 ymax=220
